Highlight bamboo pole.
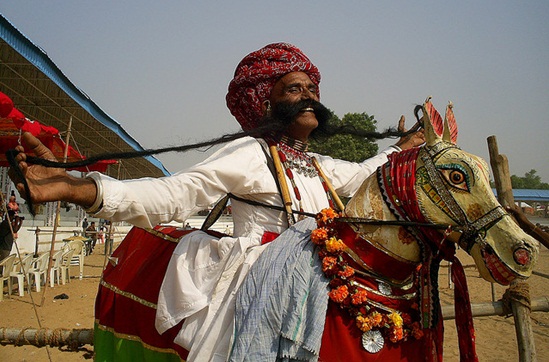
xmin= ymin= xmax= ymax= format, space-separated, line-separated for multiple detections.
xmin=103 ymin=160 xmax=121 ymax=269
xmin=2 ymin=296 xmax=547 ymax=348
xmin=269 ymin=145 xmax=295 ymax=225
xmin=487 ymin=135 xmax=537 ymax=362
xmin=0 ymin=327 xmax=93 ymax=347
xmin=41 ymin=117 xmax=73 ymax=306
xmin=442 ymin=296 xmax=549 ymax=320
xmin=312 ymin=157 xmax=345 ymax=212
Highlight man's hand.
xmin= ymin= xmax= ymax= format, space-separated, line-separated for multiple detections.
xmin=8 ymin=132 xmax=97 ymax=207
xmin=394 ymin=115 xmax=425 ymax=150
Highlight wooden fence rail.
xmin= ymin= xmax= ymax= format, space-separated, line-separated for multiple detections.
xmin=2 ymin=296 xmax=548 ymax=348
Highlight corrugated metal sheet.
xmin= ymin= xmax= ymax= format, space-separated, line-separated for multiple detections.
xmin=493 ymin=189 xmax=549 ymax=202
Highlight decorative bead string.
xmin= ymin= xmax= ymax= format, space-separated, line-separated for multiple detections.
xmin=311 ymin=209 xmax=424 ymax=350
xmin=277 ymin=141 xmax=318 ymax=177
xmin=277 ymin=146 xmax=305 ymax=217
xmin=312 ymin=160 xmax=336 ymax=210
xmin=275 ymin=137 xmax=336 ymax=217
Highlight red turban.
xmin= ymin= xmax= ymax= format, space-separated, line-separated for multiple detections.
xmin=226 ymin=42 xmax=321 ymax=131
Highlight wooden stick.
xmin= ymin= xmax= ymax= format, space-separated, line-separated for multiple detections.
xmin=312 ymin=157 xmax=345 ymax=212
xmin=41 ymin=117 xmax=73 ymax=306
xmin=0 ymin=327 xmax=93 ymax=347
xmin=2 ymin=295 xmax=546 ymax=348
xmin=488 ymin=135 xmax=536 ymax=362
xmin=269 ymin=145 xmax=295 ymax=225
xmin=441 ymin=296 xmax=549 ymax=320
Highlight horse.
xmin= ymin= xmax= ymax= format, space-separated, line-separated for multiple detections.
xmin=93 ymin=98 xmax=538 ymax=362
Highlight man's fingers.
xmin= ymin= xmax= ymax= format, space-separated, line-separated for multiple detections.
xmin=14 ymin=149 xmax=26 ymax=163
xmin=21 ymin=132 xmax=55 ymax=160
xmin=398 ymin=115 xmax=406 ymax=132
xmin=7 ymin=168 xmax=26 ymax=198
xmin=409 ymin=122 xmax=422 ymax=132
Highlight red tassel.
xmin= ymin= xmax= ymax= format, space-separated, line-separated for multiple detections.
xmin=451 ymin=257 xmax=479 ymax=362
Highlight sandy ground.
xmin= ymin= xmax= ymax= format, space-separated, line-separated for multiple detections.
xmin=1 ymin=226 xmax=548 ymax=362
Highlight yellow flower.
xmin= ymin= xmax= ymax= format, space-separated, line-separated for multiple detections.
xmin=325 ymin=237 xmax=345 ymax=253
xmin=389 ymin=312 xmax=403 ymax=328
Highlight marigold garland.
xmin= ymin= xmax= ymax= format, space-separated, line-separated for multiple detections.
xmin=314 ymin=208 xmax=423 ymax=350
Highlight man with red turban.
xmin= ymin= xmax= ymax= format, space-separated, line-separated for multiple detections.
xmin=226 ymin=42 xmax=321 ymax=132
xmin=10 ymin=42 xmax=423 ymax=361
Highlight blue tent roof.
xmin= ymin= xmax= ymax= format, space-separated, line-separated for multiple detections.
xmin=0 ymin=13 xmax=170 ymax=177
xmin=494 ymin=189 xmax=549 ymax=202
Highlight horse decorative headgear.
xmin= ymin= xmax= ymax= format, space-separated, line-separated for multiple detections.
xmin=226 ymin=42 xmax=321 ymax=131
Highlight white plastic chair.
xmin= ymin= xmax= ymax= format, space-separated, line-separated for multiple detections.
xmin=49 ymin=250 xmax=63 ymax=287
xmin=10 ymin=253 xmax=34 ymax=297
xmin=59 ymin=249 xmax=75 ymax=285
xmin=68 ymin=240 xmax=85 ymax=279
xmin=27 ymin=253 xmax=49 ymax=292
xmin=0 ymin=254 xmax=17 ymax=301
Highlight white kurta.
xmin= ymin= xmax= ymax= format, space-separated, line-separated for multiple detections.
xmin=90 ymin=136 xmax=397 ymax=361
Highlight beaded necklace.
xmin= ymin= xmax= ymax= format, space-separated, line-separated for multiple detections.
xmin=268 ymin=135 xmax=337 ymax=222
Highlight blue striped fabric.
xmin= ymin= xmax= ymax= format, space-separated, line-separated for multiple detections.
xmin=230 ymin=218 xmax=329 ymax=361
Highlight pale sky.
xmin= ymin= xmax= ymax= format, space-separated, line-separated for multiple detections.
xmin=1 ymin=1 xmax=548 ymax=181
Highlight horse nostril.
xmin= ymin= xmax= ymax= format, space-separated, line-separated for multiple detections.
xmin=513 ymin=248 xmax=530 ymax=266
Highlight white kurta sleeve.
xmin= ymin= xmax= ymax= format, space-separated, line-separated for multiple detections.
xmin=314 ymin=146 xmax=398 ymax=198
xmin=88 ymin=137 xmax=274 ymax=229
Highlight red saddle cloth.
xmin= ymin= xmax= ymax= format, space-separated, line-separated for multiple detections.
xmin=94 ymin=226 xmax=226 ymax=361
xmin=318 ymin=222 xmax=443 ymax=362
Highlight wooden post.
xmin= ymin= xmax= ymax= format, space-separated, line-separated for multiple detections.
xmin=34 ymin=227 xmax=40 ymax=257
xmin=269 ymin=145 xmax=295 ymax=225
xmin=41 ymin=117 xmax=73 ymax=306
xmin=442 ymin=296 xmax=549 ymax=320
xmin=487 ymin=135 xmax=537 ymax=362
xmin=0 ymin=327 xmax=93 ymax=347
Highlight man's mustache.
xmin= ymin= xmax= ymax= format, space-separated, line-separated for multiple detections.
xmin=271 ymin=99 xmax=331 ymax=125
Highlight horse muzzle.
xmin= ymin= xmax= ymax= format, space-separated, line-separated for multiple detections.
xmin=472 ymin=240 xmax=537 ymax=285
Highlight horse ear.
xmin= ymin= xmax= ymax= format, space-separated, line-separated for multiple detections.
xmin=422 ymin=97 xmax=443 ymax=146
xmin=444 ymin=102 xmax=458 ymax=144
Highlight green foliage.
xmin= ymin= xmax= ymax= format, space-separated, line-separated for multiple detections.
xmin=510 ymin=169 xmax=549 ymax=189
xmin=309 ymin=112 xmax=379 ymax=162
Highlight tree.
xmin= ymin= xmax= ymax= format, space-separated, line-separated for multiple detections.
xmin=309 ymin=112 xmax=379 ymax=162
xmin=510 ymin=169 xmax=549 ymax=189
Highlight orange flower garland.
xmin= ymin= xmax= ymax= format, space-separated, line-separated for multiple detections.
xmin=313 ymin=208 xmax=423 ymax=349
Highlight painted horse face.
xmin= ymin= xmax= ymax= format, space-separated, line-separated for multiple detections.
xmin=415 ymin=98 xmax=538 ymax=284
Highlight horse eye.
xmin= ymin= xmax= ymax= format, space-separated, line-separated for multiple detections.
xmin=450 ymin=170 xmax=464 ymax=184
xmin=440 ymin=168 xmax=469 ymax=191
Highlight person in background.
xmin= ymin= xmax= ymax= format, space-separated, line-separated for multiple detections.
xmin=81 ymin=217 xmax=88 ymax=236
xmin=7 ymin=192 xmax=20 ymax=215
xmin=0 ymin=214 xmax=22 ymax=260
xmin=85 ymin=221 xmax=97 ymax=254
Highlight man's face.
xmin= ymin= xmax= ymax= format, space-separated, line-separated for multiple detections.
xmin=267 ymin=72 xmax=320 ymax=141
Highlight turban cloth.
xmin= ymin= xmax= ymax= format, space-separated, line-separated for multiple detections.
xmin=226 ymin=42 xmax=321 ymax=131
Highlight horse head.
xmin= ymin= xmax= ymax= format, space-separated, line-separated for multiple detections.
xmin=345 ymin=97 xmax=538 ymax=286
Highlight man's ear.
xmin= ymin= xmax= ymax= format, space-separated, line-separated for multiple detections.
xmin=261 ymin=100 xmax=271 ymax=116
